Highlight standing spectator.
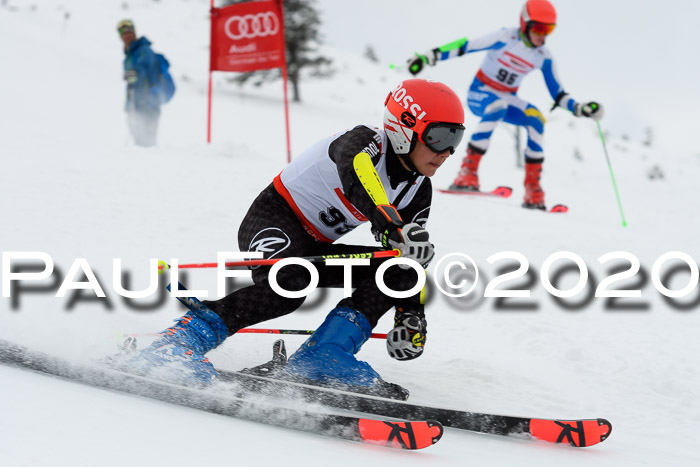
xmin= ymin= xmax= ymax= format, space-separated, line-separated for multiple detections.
xmin=118 ymin=19 xmax=163 ymax=147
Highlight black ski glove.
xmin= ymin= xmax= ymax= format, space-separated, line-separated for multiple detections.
xmin=373 ymin=205 xmax=435 ymax=268
xmin=386 ymin=304 xmax=427 ymax=361
xmin=407 ymin=49 xmax=438 ymax=75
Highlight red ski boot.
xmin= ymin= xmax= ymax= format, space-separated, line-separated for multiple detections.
xmin=449 ymin=146 xmax=484 ymax=191
xmin=522 ymin=162 xmax=546 ymax=210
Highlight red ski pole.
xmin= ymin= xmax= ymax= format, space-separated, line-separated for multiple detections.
xmin=236 ymin=328 xmax=388 ymax=339
xmin=118 ymin=329 xmax=388 ymax=340
xmin=157 ymin=249 xmax=401 ymax=270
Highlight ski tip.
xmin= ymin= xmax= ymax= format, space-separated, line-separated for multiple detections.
xmin=529 ymin=418 xmax=612 ymax=447
xmin=491 ymin=186 xmax=513 ymax=198
xmin=358 ymin=419 xmax=444 ymax=449
xmin=599 ymin=418 xmax=613 ymax=440
xmin=549 ymin=204 xmax=569 ymax=213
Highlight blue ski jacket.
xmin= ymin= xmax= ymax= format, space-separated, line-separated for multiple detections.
xmin=123 ymin=37 xmax=161 ymax=111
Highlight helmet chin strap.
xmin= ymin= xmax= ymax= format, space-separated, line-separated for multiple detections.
xmin=387 ymin=138 xmax=419 ymax=176
xmin=399 ymin=135 xmax=420 ymax=172
xmin=386 ymin=143 xmax=421 ymax=191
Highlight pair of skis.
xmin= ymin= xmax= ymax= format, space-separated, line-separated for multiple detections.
xmin=0 ymin=283 xmax=611 ymax=451
xmin=0 ymin=337 xmax=611 ymax=450
xmin=437 ymin=185 xmax=569 ymax=213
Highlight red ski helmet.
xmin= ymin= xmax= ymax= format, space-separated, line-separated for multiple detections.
xmin=383 ymin=79 xmax=465 ymax=156
xmin=520 ymin=0 xmax=557 ymax=37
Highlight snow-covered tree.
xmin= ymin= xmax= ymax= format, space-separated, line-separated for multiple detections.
xmin=363 ymin=45 xmax=379 ymax=63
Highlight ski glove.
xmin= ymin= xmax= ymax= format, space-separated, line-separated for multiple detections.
xmin=124 ymin=69 xmax=138 ymax=84
xmin=383 ymin=222 xmax=435 ymax=269
xmin=574 ymin=101 xmax=604 ymax=121
xmin=373 ymin=205 xmax=435 ymax=268
xmin=386 ymin=306 xmax=427 ymax=361
xmin=407 ymin=49 xmax=438 ymax=76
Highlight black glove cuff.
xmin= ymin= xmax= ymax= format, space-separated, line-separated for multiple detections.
xmin=551 ymin=91 xmax=569 ymax=111
xmin=374 ymin=203 xmax=403 ymax=233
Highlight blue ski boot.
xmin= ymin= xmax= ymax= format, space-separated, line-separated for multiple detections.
xmin=284 ymin=307 xmax=384 ymax=389
xmin=135 ymin=306 xmax=228 ymax=385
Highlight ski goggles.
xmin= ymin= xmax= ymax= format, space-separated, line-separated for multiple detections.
xmin=419 ymin=122 xmax=466 ymax=155
xmin=117 ymin=20 xmax=135 ymax=35
xmin=529 ymin=22 xmax=556 ymax=36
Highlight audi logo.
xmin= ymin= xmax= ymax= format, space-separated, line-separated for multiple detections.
xmin=225 ymin=13 xmax=280 ymax=40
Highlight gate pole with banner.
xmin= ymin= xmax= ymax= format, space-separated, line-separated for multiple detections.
xmin=207 ymin=0 xmax=214 ymax=144
xmin=207 ymin=0 xmax=292 ymax=163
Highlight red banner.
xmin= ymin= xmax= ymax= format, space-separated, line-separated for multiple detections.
xmin=210 ymin=1 xmax=285 ymax=72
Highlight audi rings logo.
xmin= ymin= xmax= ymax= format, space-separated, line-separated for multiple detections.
xmin=225 ymin=13 xmax=280 ymax=40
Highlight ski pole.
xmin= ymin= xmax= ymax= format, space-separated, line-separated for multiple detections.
xmin=237 ymin=328 xmax=388 ymax=339
xmin=157 ymin=249 xmax=401 ymax=271
xmin=595 ymin=119 xmax=628 ymax=227
xmin=160 ymin=277 xmax=391 ymax=341
xmin=117 ymin=329 xmax=388 ymax=340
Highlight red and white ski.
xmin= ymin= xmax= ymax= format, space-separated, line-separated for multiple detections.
xmin=437 ymin=186 xmax=513 ymax=198
xmin=438 ymin=186 xmax=569 ymax=213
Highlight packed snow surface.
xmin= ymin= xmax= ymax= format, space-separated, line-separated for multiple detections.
xmin=1 ymin=1 xmax=699 ymax=466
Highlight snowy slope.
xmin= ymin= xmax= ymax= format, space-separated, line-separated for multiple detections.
xmin=2 ymin=1 xmax=700 ymax=466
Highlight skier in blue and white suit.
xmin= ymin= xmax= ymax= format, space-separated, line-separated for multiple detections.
xmin=408 ymin=0 xmax=604 ymax=209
